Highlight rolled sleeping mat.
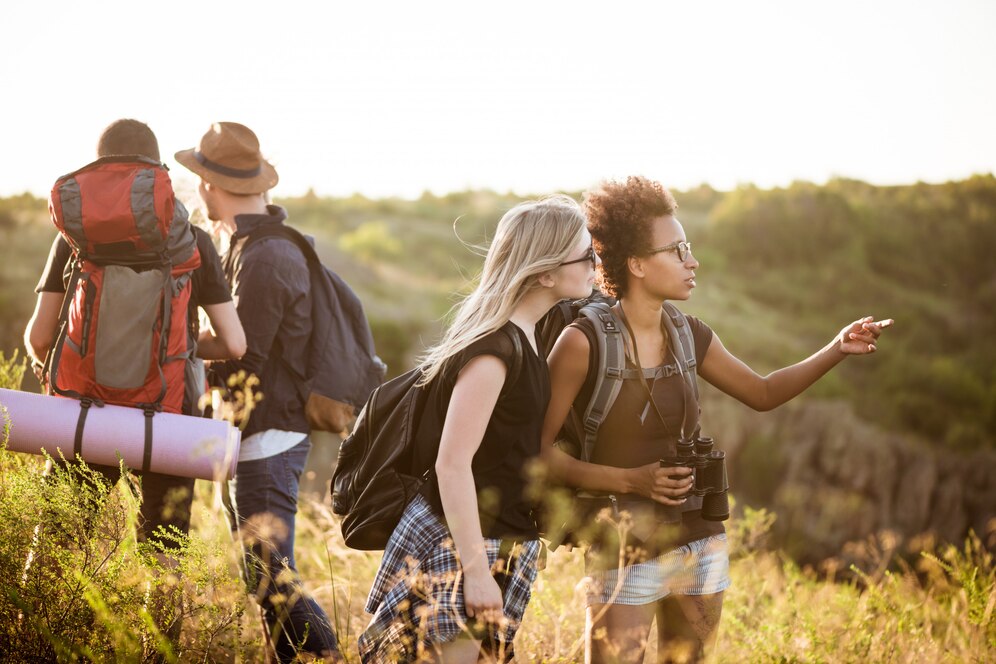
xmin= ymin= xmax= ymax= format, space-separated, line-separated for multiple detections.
xmin=0 ymin=388 xmax=240 ymax=480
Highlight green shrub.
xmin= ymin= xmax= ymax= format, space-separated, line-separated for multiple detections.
xmin=338 ymin=221 xmax=402 ymax=263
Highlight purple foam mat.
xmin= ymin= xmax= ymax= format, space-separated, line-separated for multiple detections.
xmin=0 ymin=388 xmax=240 ymax=480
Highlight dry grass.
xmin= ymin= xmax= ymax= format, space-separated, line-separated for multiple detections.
xmin=0 ymin=454 xmax=993 ymax=662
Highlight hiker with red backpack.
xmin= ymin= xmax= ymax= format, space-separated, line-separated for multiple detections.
xmin=24 ymin=118 xmax=245 ymax=543
xmin=23 ymin=118 xmax=246 ymax=646
xmin=356 ymin=195 xmax=596 ymax=663
xmin=175 ymin=122 xmax=344 ymax=662
xmin=539 ymin=176 xmax=893 ymax=663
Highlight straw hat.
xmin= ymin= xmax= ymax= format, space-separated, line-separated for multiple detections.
xmin=175 ymin=122 xmax=278 ymax=194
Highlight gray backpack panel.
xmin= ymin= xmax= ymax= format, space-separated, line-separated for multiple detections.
xmin=94 ymin=266 xmax=166 ymax=389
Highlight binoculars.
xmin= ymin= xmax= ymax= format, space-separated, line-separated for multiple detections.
xmin=660 ymin=435 xmax=730 ymax=522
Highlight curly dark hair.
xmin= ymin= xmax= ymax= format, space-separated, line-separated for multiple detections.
xmin=584 ymin=176 xmax=678 ymax=298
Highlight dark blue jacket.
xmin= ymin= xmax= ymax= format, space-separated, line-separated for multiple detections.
xmin=213 ymin=206 xmax=312 ymax=438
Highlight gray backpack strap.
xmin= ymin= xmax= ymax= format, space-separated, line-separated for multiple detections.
xmin=577 ymin=302 xmax=626 ymax=463
xmin=661 ymin=302 xmax=699 ymax=439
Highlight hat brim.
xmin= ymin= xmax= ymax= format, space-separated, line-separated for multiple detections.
xmin=174 ymin=148 xmax=279 ymax=195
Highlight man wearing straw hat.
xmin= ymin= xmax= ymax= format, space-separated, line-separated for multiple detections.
xmin=176 ymin=122 xmax=341 ymax=662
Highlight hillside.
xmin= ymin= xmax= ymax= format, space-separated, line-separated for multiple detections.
xmin=2 ymin=176 xmax=994 ymax=454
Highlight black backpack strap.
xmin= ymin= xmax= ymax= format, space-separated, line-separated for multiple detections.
xmin=242 ymin=222 xmax=321 ymax=268
xmin=47 ymin=261 xmax=85 ymax=400
xmin=237 ymin=223 xmax=317 ymax=397
xmin=151 ymin=266 xmax=173 ymax=407
xmin=164 ymin=273 xmax=196 ymax=364
xmin=576 ymin=302 xmax=626 ymax=463
xmin=72 ymin=397 xmax=98 ymax=461
xmin=538 ymin=298 xmax=576 ymax=356
xmin=45 ymin=260 xmax=106 ymax=460
xmin=137 ymin=404 xmax=161 ymax=474
xmin=661 ymin=302 xmax=699 ymax=439
xmin=499 ymin=323 xmax=525 ymax=394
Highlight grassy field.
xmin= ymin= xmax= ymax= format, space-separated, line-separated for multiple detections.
xmin=1 ymin=447 xmax=993 ymax=663
xmin=1 ymin=344 xmax=993 ymax=661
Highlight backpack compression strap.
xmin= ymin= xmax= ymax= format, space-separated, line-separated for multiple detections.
xmin=47 ymin=262 xmax=88 ymax=402
xmin=45 ymin=261 xmax=107 ymax=460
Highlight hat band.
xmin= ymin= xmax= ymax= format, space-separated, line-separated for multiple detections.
xmin=194 ymin=150 xmax=262 ymax=179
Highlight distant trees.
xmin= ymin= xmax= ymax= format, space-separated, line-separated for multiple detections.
xmin=703 ymin=175 xmax=996 ymax=450
xmin=338 ymin=221 xmax=402 ymax=263
xmin=2 ymin=176 xmax=994 ymax=450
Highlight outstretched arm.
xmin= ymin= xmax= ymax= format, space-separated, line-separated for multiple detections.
xmin=540 ymin=327 xmax=692 ymax=505
xmin=699 ymin=316 xmax=893 ymax=412
xmin=435 ymin=353 xmax=507 ymax=621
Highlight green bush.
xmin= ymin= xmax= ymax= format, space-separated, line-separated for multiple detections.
xmin=338 ymin=221 xmax=402 ymax=264
xmin=0 ymin=350 xmax=253 ymax=662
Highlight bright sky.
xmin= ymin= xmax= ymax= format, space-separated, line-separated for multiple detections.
xmin=2 ymin=0 xmax=994 ymax=199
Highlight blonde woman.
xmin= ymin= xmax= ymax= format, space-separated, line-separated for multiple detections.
xmin=359 ymin=195 xmax=598 ymax=663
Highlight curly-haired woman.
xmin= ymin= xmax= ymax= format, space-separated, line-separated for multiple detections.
xmin=540 ymin=176 xmax=892 ymax=663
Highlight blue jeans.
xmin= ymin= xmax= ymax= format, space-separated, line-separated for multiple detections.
xmin=224 ymin=437 xmax=339 ymax=662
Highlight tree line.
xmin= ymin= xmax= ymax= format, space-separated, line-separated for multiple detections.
xmin=2 ymin=175 xmax=993 ymax=451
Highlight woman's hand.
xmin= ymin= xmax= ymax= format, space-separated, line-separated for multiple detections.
xmin=837 ymin=316 xmax=894 ymax=355
xmin=463 ymin=563 xmax=505 ymax=622
xmin=628 ymin=462 xmax=694 ymax=505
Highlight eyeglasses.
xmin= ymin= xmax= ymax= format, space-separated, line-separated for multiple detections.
xmin=646 ymin=240 xmax=692 ymax=262
xmin=560 ymin=246 xmax=597 ymax=268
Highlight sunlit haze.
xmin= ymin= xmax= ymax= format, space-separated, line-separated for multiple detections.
xmin=3 ymin=0 xmax=994 ymax=200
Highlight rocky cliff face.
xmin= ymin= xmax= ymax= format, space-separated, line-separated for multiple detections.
xmin=701 ymin=390 xmax=996 ymax=563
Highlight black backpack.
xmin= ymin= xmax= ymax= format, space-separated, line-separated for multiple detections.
xmin=332 ymin=326 xmax=523 ymax=550
xmin=242 ymin=224 xmax=386 ymax=432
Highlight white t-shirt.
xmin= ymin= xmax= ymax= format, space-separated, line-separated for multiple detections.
xmin=238 ymin=429 xmax=307 ymax=461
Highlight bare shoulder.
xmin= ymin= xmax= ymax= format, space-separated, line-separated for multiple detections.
xmin=549 ymin=325 xmax=592 ymax=381
xmin=553 ymin=325 xmax=592 ymax=356
xmin=455 ymin=353 xmax=508 ymax=386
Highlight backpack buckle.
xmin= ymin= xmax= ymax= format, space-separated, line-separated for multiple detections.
xmin=659 ymin=365 xmax=680 ymax=378
xmin=584 ymin=415 xmax=600 ymax=435
xmin=597 ymin=313 xmax=618 ymax=332
xmin=605 ymin=367 xmax=624 ymax=379
xmin=139 ymin=403 xmax=162 ymax=417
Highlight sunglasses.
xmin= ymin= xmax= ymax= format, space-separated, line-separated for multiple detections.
xmin=560 ymin=246 xmax=597 ymax=268
xmin=646 ymin=240 xmax=692 ymax=262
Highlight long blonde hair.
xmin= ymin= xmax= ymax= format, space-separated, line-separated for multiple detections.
xmin=418 ymin=194 xmax=587 ymax=385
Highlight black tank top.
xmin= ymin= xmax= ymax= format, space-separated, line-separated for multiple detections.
xmin=415 ymin=321 xmax=550 ymax=540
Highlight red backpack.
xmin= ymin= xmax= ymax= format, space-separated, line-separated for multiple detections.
xmin=45 ymin=156 xmax=201 ymax=467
